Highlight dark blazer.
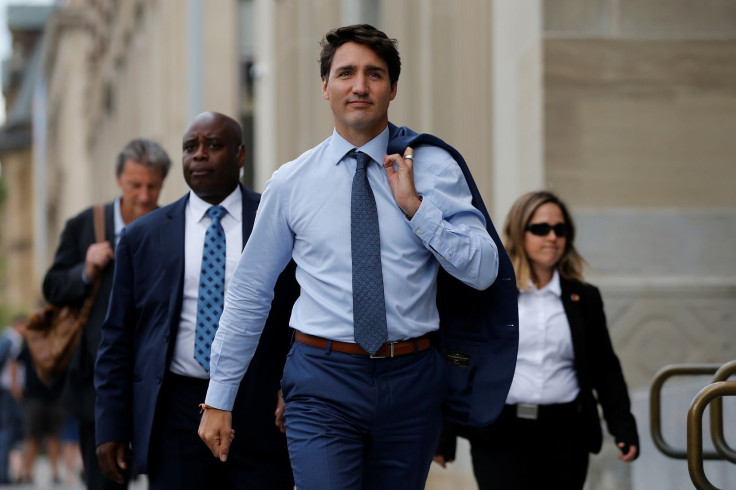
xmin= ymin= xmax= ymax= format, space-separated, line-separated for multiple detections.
xmin=43 ymin=201 xmax=116 ymax=422
xmin=388 ymin=123 xmax=519 ymax=427
xmin=561 ymin=277 xmax=639 ymax=453
xmin=437 ymin=277 xmax=639 ymax=459
xmin=94 ymin=186 xmax=298 ymax=473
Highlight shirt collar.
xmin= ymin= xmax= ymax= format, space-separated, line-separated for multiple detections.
xmin=188 ymin=186 xmax=243 ymax=224
xmin=326 ymin=126 xmax=390 ymax=167
xmin=525 ymin=269 xmax=562 ymax=297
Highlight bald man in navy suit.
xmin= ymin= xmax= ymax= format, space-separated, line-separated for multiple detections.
xmin=95 ymin=112 xmax=297 ymax=490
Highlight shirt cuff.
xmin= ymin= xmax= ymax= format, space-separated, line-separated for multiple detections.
xmin=408 ymin=197 xmax=442 ymax=245
xmin=204 ymin=379 xmax=239 ymax=411
xmin=81 ymin=268 xmax=92 ymax=285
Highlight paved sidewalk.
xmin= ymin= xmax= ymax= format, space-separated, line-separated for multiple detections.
xmin=2 ymin=449 xmax=476 ymax=489
xmin=3 ymin=455 xmax=147 ymax=490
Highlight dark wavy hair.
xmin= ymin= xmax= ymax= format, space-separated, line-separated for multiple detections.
xmin=319 ymin=24 xmax=401 ymax=85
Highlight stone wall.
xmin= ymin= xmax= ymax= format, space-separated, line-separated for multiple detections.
xmin=545 ymin=1 xmax=736 ymax=488
xmin=0 ymin=147 xmax=36 ymax=312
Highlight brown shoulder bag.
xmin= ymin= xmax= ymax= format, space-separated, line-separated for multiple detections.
xmin=25 ymin=204 xmax=106 ymax=385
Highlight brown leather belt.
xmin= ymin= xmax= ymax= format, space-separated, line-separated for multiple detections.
xmin=294 ymin=331 xmax=431 ymax=358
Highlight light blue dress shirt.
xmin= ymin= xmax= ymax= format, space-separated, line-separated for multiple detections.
xmin=206 ymin=125 xmax=499 ymax=409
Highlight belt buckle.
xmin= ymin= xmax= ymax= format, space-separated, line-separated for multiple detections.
xmin=370 ymin=343 xmax=395 ymax=359
xmin=516 ymin=403 xmax=539 ymax=420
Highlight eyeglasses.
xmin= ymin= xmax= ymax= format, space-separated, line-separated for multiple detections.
xmin=525 ymin=223 xmax=568 ymax=237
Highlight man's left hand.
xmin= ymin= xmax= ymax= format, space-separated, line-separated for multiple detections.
xmin=383 ymin=146 xmax=422 ymax=219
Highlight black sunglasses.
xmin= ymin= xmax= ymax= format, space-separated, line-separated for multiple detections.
xmin=525 ymin=223 xmax=568 ymax=237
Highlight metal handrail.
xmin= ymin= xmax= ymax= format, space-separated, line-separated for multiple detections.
xmin=710 ymin=360 xmax=736 ymax=463
xmin=688 ymin=381 xmax=736 ymax=490
xmin=650 ymin=363 xmax=721 ymax=459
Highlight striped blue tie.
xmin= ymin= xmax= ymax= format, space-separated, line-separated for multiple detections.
xmin=194 ymin=205 xmax=226 ymax=371
xmin=350 ymin=150 xmax=388 ymax=355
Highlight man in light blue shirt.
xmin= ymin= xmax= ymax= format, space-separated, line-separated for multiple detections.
xmin=200 ymin=24 xmax=500 ymax=489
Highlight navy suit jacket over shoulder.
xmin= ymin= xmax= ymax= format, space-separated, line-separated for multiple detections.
xmin=388 ymin=123 xmax=519 ymax=427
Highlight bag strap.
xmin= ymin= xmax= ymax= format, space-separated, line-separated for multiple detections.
xmin=84 ymin=204 xmax=106 ymax=303
xmin=93 ymin=204 xmax=105 ymax=243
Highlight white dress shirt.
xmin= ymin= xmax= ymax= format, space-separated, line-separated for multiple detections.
xmin=506 ymin=270 xmax=580 ymax=405
xmin=169 ymin=188 xmax=243 ymax=379
xmin=206 ymin=125 xmax=498 ymax=410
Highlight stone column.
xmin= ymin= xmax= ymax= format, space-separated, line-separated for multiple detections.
xmin=491 ymin=0 xmax=544 ymax=224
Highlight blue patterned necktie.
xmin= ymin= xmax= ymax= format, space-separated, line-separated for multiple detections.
xmin=350 ymin=150 xmax=388 ymax=355
xmin=194 ymin=205 xmax=227 ymax=371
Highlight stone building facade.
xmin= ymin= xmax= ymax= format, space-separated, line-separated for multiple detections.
xmin=1 ymin=0 xmax=734 ymax=488
xmin=0 ymin=4 xmax=54 ymax=313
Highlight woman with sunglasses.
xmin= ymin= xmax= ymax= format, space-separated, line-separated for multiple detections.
xmin=435 ymin=190 xmax=639 ymax=489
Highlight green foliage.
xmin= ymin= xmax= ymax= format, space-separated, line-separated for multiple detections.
xmin=0 ymin=175 xmax=6 ymax=205
xmin=0 ymin=305 xmax=11 ymax=329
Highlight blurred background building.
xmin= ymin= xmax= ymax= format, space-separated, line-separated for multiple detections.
xmin=0 ymin=0 xmax=734 ymax=488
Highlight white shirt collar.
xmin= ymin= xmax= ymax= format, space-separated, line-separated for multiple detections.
xmin=526 ymin=269 xmax=562 ymax=297
xmin=188 ymin=186 xmax=243 ymax=224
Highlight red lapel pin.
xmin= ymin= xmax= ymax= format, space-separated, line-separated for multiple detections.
xmin=571 ymin=293 xmax=580 ymax=302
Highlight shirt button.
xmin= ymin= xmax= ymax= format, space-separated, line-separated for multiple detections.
xmin=416 ymin=228 xmax=422 ymax=234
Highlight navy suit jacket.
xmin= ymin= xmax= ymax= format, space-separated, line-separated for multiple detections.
xmin=388 ymin=123 xmax=519 ymax=426
xmin=94 ymin=185 xmax=298 ymax=472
